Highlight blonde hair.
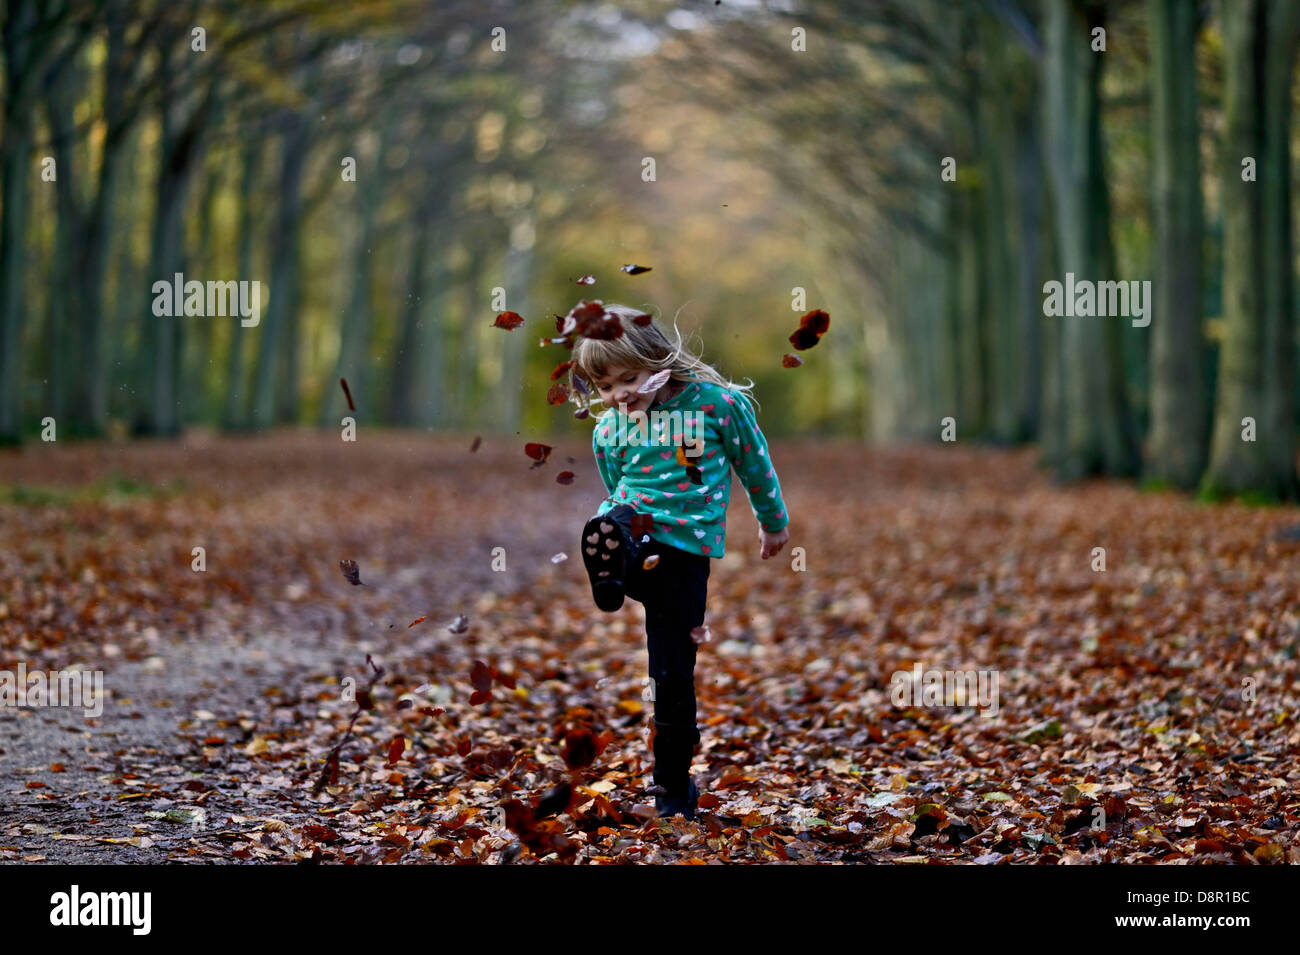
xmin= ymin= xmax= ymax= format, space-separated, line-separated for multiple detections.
xmin=568 ymin=302 xmax=760 ymax=416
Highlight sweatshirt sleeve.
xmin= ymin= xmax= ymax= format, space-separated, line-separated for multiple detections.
xmin=719 ymin=389 xmax=789 ymax=533
xmin=592 ymin=414 xmax=621 ymax=498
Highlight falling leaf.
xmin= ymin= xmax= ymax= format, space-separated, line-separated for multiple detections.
xmin=407 ymin=616 xmax=426 ymax=628
xmin=637 ymin=369 xmax=673 ymax=394
xmin=447 ymin=614 xmax=469 ymax=634
xmin=551 ymin=553 xmax=568 ymax=563
xmin=642 ymin=554 xmax=661 ymax=570
xmin=470 ymin=661 xmax=493 ymax=694
xmin=551 ymin=360 xmax=574 ymax=380
xmin=575 ymin=275 xmax=596 ymax=285
xmin=788 ymin=309 xmax=830 ymax=350
xmin=338 ymin=559 xmax=363 ymax=586
xmin=493 ymin=311 xmax=525 ymax=330
xmin=524 ymin=443 xmax=553 ymax=465
xmin=387 ymin=736 xmax=406 ymax=765
xmin=469 ymin=435 xmax=482 ymax=452
xmin=339 ymin=377 xmax=355 ymax=411
xmin=631 ymin=311 xmax=653 ymax=326
xmin=690 ymin=625 xmax=710 ymax=644
xmin=547 ymin=382 xmax=569 ymax=405
xmin=782 ymin=353 xmax=803 ymax=368
xmin=556 ymin=471 xmax=575 ymax=485
xmin=562 ymin=728 xmax=597 ymax=770
xmin=620 ymin=264 xmax=652 ymax=275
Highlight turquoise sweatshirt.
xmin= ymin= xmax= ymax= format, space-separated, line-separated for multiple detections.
xmin=591 ymin=377 xmax=788 ymax=558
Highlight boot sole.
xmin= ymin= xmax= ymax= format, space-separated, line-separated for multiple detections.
xmin=582 ymin=516 xmax=629 ymax=612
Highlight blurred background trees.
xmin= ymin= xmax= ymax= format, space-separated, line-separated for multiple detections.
xmin=0 ymin=0 xmax=1297 ymax=500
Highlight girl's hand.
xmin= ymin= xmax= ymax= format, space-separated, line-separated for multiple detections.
xmin=759 ymin=527 xmax=789 ymax=560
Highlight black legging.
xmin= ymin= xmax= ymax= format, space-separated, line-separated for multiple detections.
xmin=597 ymin=503 xmax=711 ymax=745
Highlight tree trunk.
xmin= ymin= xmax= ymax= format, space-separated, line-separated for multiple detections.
xmin=250 ymin=111 xmax=308 ymax=430
xmin=389 ymin=209 xmax=434 ymax=425
xmin=1203 ymin=0 xmax=1300 ymax=500
xmin=412 ymin=251 xmax=450 ymax=430
xmin=1041 ymin=0 xmax=1141 ymax=478
xmin=497 ymin=213 xmax=534 ymax=435
xmin=1146 ymin=0 xmax=1208 ymax=488
xmin=223 ymin=140 xmax=259 ymax=431
xmin=0 ymin=0 xmax=36 ymax=443
xmin=322 ymin=124 xmax=387 ymax=427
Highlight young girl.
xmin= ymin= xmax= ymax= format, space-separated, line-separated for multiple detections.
xmin=568 ymin=302 xmax=790 ymax=821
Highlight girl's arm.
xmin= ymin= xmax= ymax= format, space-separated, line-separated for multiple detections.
xmin=719 ymin=392 xmax=789 ymax=533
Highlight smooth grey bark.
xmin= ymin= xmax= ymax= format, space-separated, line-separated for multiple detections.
xmin=1041 ymin=0 xmax=1141 ymax=478
xmin=1146 ymin=0 xmax=1208 ymax=488
xmin=1203 ymin=0 xmax=1300 ymax=500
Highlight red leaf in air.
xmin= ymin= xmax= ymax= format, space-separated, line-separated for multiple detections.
xmin=387 ymin=736 xmax=405 ymax=765
xmin=556 ymin=471 xmax=575 ymax=485
xmin=782 ymin=353 xmax=803 ymax=368
xmin=457 ymin=738 xmax=472 ymax=757
xmin=469 ymin=690 xmax=491 ymax=706
xmin=547 ymin=382 xmax=569 ymax=405
xmin=326 ymin=751 xmax=340 ymax=785
xmin=356 ymin=687 xmax=374 ymax=711
xmin=493 ymin=311 xmax=525 ymax=330
xmin=561 ymin=728 xmax=597 ymax=770
xmin=471 ymin=660 xmax=493 ymax=693
xmin=338 ymin=559 xmax=363 ymax=586
xmin=573 ymin=408 xmax=590 ymax=420
xmin=407 ymin=616 xmax=426 ymax=628
xmin=575 ymin=275 xmax=596 ymax=285
xmin=339 ymin=378 xmax=356 ymax=411
xmin=495 ymin=669 xmax=517 ymax=690
xmin=632 ymin=311 xmax=653 ymax=326
xmin=789 ymin=309 xmax=830 ymax=350
xmin=551 ymin=360 xmax=574 ymax=380
xmin=469 ymin=435 xmax=482 ymax=452
xmin=524 ymin=442 xmax=553 ymax=464
xmin=630 ymin=513 xmax=654 ymax=537
xmin=620 ymin=264 xmax=652 ymax=275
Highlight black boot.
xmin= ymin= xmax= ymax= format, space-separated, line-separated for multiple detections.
xmin=651 ymin=721 xmax=699 ymax=821
xmin=581 ymin=507 xmax=645 ymax=612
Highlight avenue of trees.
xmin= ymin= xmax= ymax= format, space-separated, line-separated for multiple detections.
xmin=1 ymin=0 xmax=1298 ymax=501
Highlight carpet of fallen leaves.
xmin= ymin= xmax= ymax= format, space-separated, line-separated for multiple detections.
xmin=2 ymin=432 xmax=1298 ymax=864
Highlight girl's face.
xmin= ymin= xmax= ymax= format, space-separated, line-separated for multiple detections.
xmin=591 ymin=364 xmax=665 ymax=414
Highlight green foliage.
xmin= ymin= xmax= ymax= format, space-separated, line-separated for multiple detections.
xmin=0 ymin=472 xmax=187 ymax=507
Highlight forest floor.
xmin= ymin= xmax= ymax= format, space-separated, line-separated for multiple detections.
xmin=1 ymin=432 xmax=1298 ymax=865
